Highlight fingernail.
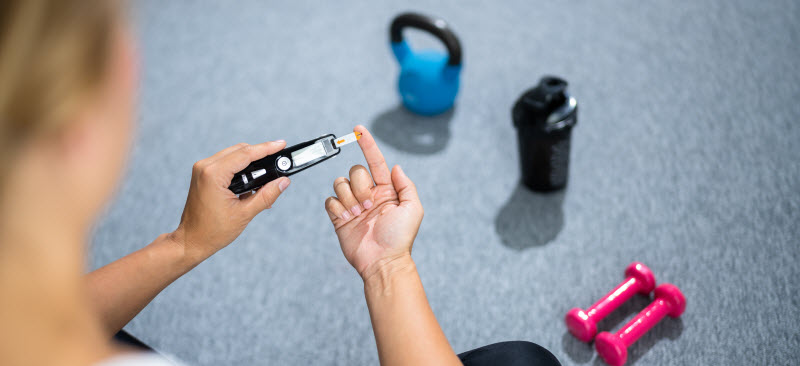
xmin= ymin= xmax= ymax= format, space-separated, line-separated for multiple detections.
xmin=341 ymin=211 xmax=351 ymax=220
xmin=362 ymin=200 xmax=373 ymax=210
xmin=351 ymin=206 xmax=362 ymax=216
xmin=278 ymin=178 xmax=290 ymax=192
xmin=274 ymin=139 xmax=285 ymax=144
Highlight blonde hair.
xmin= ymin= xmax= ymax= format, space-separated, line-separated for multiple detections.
xmin=0 ymin=0 xmax=122 ymax=186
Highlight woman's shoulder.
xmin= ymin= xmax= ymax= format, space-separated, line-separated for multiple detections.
xmin=95 ymin=352 xmax=180 ymax=366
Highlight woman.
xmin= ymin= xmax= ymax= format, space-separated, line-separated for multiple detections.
xmin=0 ymin=1 xmax=560 ymax=365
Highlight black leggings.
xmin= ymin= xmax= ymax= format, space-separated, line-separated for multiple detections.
xmin=458 ymin=341 xmax=561 ymax=366
xmin=115 ymin=331 xmax=561 ymax=365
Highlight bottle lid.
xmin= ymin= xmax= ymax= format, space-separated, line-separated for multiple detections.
xmin=513 ymin=76 xmax=577 ymax=131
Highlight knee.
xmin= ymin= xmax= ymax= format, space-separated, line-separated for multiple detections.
xmin=459 ymin=341 xmax=561 ymax=366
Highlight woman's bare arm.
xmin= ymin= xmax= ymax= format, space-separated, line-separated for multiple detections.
xmin=86 ymin=141 xmax=290 ymax=336
xmin=364 ymin=254 xmax=461 ymax=366
xmin=85 ymin=233 xmax=194 ymax=336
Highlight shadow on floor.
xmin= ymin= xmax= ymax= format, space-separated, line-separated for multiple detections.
xmin=494 ymin=184 xmax=565 ymax=250
xmin=561 ymin=332 xmax=594 ymax=363
xmin=560 ymin=295 xmax=684 ymax=365
xmin=370 ymin=104 xmax=454 ymax=155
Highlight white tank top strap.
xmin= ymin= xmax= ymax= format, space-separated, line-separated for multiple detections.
xmin=95 ymin=352 xmax=179 ymax=366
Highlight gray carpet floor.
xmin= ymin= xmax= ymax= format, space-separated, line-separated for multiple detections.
xmin=90 ymin=1 xmax=800 ymax=365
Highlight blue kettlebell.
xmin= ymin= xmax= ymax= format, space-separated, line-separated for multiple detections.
xmin=390 ymin=12 xmax=462 ymax=116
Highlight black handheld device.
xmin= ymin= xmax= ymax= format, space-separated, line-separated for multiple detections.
xmin=228 ymin=134 xmax=340 ymax=194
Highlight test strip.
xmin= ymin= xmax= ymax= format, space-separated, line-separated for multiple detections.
xmin=334 ymin=132 xmax=362 ymax=148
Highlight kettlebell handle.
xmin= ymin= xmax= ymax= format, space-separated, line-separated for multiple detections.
xmin=390 ymin=12 xmax=462 ymax=66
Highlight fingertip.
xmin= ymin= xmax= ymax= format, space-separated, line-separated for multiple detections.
xmin=269 ymin=139 xmax=287 ymax=150
xmin=324 ymin=196 xmax=350 ymax=222
xmin=251 ymin=140 xmax=284 ymax=151
xmin=253 ymin=140 xmax=287 ymax=157
xmin=349 ymin=164 xmax=367 ymax=174
xmin=278 ymin=177 xmax=291 ymax=192
xmin=264 ymin=139 xmax=286 ymax=146
xmin=393 ymin=164 xmax=406 ymax=177
xmin=355 ymin=126 xmax=374 ymax=146
xmin=244 ymin=178 xmax=286 ymax=214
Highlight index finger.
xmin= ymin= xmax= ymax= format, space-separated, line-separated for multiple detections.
xmin=354 ymin=125 xmax=391 ymax=185
xmin=214 ymin=140 xmax=287 ymax=178
xmin=206 ymin=142 xmax=249 ymax=164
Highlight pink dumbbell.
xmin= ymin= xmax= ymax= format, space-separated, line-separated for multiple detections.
xmin=595 ymin=283 xmax=686 ymax=366
xmin=565 ymin=262 xmax=656 ymax=342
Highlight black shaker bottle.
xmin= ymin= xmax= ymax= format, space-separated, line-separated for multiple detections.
xmin=512 ymin=76 xmax=578 ymax=191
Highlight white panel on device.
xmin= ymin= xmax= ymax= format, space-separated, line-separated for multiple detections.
xmin=291 ymin=141 xmax=326 ymax=167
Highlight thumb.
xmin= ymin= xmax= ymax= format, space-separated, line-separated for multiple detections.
xmin=391 ymin=165 xmax=419 ymax=205
xmin=243 ymin=177 xmax=291 ymax=216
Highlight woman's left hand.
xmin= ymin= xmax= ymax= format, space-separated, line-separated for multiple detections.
xmin=324 ymin=126 xmax=423 ymax=279
xmin=169 ymin=140 xmax=291 ymax=263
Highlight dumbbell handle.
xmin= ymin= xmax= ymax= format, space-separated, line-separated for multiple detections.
xmin=586 ymin=276 xmax=647 ymax=322
xmin=616 ymin=296 xmax=672 ymax=346
xmin=566 ymin=262 xmax=655 ymax=342
xmin=595 ymin=283 xmax=685 ymax=366
xmin=613 ymin=283 xmax=685 ymax=346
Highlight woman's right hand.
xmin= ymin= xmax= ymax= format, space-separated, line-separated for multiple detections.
xmin=324 ymin=126 xmax=424 ymax=281
xmin=169 ymin=141 xmax=291 ymax=264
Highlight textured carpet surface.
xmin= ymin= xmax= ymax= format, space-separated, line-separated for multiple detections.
xmin=90 ymin=1 xmax=800 ymax=365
